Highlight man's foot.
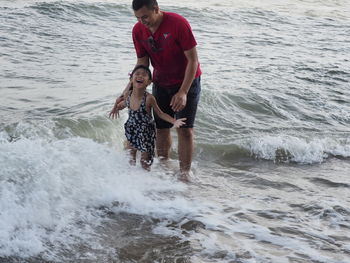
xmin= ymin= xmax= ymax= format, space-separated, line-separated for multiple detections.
xmin=178 ymin=171 xmax=191 ymax=183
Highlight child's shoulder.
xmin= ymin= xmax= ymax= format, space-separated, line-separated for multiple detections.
xmin=145 ymin=92 xmax=156 ymax=104
xmin=145 ymin=91 xmax=155 ymax=99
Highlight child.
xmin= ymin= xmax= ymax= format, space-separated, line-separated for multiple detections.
xmin=109 ymin=65 xmax=186 ymax=170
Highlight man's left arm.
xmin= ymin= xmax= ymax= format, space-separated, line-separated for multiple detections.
xmin=170 ymin=46 xmax=199 ymax=112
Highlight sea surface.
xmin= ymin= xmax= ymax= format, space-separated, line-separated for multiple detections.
xmin=1 ymin=0 xmax=350 ymax=262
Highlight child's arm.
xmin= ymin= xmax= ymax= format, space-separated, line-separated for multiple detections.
xmin=109 ymin=76 xmax=133 ymax=119
xmin=109 ymin=99 xmax=126 ymax=119
xmin=147 ymin=95 xmax=186 ymax=128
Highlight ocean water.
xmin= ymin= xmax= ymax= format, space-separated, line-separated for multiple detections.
xmin=1 ymin=0 xmax=350 ymax=262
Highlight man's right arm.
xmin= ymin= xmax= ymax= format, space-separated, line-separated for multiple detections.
xmin=136 ymin=55 xmax=150 ymax=67
xmin=122 ymin=55 xmax=150 ymax=97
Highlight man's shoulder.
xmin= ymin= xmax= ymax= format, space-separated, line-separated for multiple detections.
xmin=133 ymin=21 xmax=145 ymax=32
xmin=164 ymin=12 xmax=188 ymax=24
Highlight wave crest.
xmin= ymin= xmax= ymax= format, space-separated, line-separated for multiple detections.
xmin=242 ymin=135 xmax=350 ymax=164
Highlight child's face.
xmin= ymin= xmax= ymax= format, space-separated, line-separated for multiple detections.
xmin=131 ymin=68 xmax=151 ymax=89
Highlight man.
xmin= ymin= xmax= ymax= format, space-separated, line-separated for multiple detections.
xmin=111 ymin=0 xmax=201 ymax=180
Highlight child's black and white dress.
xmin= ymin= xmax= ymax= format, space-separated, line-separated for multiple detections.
xmin=124 ymin=91 xmax=156 ymax=161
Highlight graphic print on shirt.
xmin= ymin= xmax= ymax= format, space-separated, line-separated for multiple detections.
xmin=146 ymin=33 xmax=172 ymax=53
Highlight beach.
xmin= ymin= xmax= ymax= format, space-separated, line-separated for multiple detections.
xmin=1 ymin=0 xmax=350 ymax=262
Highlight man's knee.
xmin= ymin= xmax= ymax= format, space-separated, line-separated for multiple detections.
xmin=177 ymin=128 xmax=193 ymax=140
xmin=157 ymin=128 xmax=171 ymax=138
xmin=156 ymin=128 xmax=171 ymax=147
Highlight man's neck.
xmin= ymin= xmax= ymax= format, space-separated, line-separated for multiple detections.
xmin=149 ymin=11 xmax=163 ymax=34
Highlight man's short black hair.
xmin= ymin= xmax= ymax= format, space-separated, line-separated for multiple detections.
xmin=132 ymin=0 xmax=158 ymax=11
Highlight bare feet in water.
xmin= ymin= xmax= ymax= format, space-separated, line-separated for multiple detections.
xmin=178 ymin=171 xmax=191 ymax=183
xmin=156 ymin=158 xmax=192 ymax=182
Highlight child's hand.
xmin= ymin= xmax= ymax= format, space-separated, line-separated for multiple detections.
xmin=173 ymin=118 xmax=186 ymax=128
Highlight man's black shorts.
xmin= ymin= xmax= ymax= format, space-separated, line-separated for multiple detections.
xmin=152 ymin=77 xmax=201 ymax=129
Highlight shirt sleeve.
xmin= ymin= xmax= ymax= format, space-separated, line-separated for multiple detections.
xmin=132 ymin=24 xmax=147 ymax=58
xmin=175 ymin=16 xmax=197 ymax=51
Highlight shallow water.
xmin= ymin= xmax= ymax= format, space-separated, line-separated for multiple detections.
xmin=1 ymin=0 xmax=350 ymax=262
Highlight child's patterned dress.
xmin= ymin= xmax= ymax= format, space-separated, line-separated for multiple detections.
xmin=124 ymin=91 xmax=156 ymax=162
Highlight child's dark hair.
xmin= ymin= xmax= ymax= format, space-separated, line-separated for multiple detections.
xmin=131 ymin=65 xmax=152 ymax=80
xmin=132 ymin=0 xmax=158 ymax=11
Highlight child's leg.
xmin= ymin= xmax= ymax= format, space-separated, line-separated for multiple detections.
xmin=125 ymin=142 xmax=137 ymax=166
xmin=140 ymin=152 xmax=152 ymax=171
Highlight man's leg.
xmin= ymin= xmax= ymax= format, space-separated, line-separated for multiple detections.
xmin=177 ymin=128 xmax=194 ymax=176
xmin=152 ymin=84 xmax=173 ymax=160
xmin=175 ymin=77 xmax=200 ymax=181
xmin=156 ymin=128 xmax=172 ymax=159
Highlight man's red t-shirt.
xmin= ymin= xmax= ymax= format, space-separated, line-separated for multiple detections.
xmin=132 ymin=12 xmax=201 ymax=87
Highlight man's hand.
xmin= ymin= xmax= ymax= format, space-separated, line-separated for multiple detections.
xmin=109 ymin=96 xmax=124 ymax=119
xmin=170 ymin=91 xmax=187 ymax=112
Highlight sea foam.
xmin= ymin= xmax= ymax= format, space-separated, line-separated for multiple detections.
xmin=0 ymin=121 xmax=193 ymax=259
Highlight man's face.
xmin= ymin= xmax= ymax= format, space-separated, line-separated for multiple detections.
xmin=134 ymin=6 xmax=158 ymax=28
